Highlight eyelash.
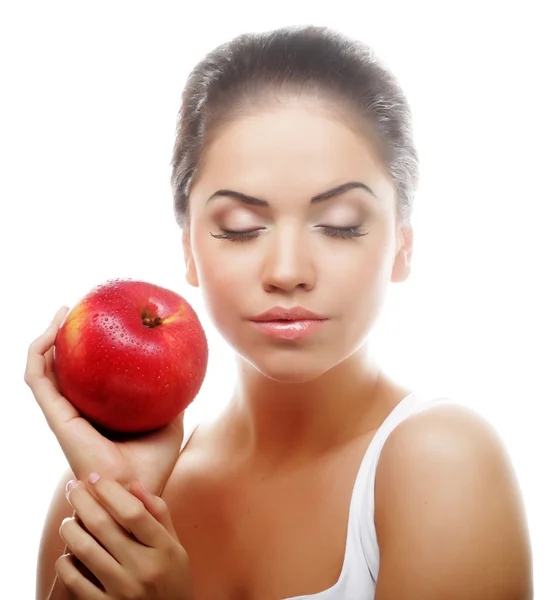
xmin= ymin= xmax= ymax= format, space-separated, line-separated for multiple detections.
xmin=210 ymin=226 xmax=369 ymax=242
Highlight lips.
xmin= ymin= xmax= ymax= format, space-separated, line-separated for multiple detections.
xmin=250 ymin=306 xmax=327 ymax=322
xmin=249 ymin=306 xmax=328 ymax=341
xmin=250 ymin=318 xmax=326 ymax=341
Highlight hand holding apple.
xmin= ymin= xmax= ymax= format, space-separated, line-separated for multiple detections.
xmin=24 ymin=279 xmax=208 ymax=495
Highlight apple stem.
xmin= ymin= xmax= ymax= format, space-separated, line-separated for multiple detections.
xmin=142 ymin=316 xmax=163 ymax=328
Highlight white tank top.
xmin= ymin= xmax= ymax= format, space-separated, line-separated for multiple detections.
xmin=180 ymin=391 xmax=455 ymax=599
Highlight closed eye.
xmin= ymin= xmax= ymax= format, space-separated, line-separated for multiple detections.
xmin=319 ymin=226 xmax=369 ymax=239
xmin=210 ymin=226 xmax=368 ymax=242
xmin=210 ymin=229 xmax=264 ymax=242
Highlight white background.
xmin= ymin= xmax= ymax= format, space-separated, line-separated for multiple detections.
xmin=1 ymin=1 xmax=549 ymax=597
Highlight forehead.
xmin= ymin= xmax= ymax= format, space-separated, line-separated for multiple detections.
xmin=190 ymin=102 xmax=395 ymax=207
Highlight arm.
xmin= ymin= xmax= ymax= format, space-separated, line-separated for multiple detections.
xmin=373 ymin=404 xmax=533 ymax=600
xmin=27 ymin=307 xmax=185 ymax=597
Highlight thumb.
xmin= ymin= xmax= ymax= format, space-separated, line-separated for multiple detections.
xmin=130 ymin=479 xmax=179 ymax=540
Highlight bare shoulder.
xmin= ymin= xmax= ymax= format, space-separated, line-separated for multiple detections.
xmin=373 ymin=402 xmax=533 ymax=600
xmin=161 ymin=417 xmax=221 ymax=504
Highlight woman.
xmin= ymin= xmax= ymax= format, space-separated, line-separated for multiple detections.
xmin=27 ymin=25 xmax=533 ymax=599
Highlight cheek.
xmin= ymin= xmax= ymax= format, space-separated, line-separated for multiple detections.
xmin=193 ymin=238 xmax=253 ymax=328
xmin=326 ymin=233 xmax=390 ymax=289
xmin=196 ymin=241 xmax=253 ymax=291
xmin=330 ymin=234 xmax=395 ymax=329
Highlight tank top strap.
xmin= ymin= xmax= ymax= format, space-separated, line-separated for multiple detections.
xmin=354 ymin=392 xmax=458 ymax=581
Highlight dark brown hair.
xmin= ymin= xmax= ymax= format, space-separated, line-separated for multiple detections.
xmin=171 ymin=25 xmax=419 ymax=229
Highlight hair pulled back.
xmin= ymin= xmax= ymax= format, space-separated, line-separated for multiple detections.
xmin=171 ymin=25 xmax=419 ymax=229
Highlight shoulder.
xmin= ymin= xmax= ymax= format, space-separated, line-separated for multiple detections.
xmin=373 ymin=402 xmax=533 ymax=599
xmin=379 ymin=401 xmax=508 ymax=470
xmin=162 ymin=416 xmax=220 ymax=505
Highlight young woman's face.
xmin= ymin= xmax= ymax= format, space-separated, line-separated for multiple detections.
xmin=184 ymin=100 xmax=411 ymax=382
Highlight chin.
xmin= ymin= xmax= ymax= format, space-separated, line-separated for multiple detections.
xmin=240 ymin=348 xmax=343 ymax=384
xmin=258 ymin=366 xmax=326 ymax=384
xmin=226 ymin=326 xmax=366 ymax=384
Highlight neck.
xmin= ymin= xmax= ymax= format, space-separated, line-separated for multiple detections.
xmin=224 ymin=344 xmax=392 ymax=468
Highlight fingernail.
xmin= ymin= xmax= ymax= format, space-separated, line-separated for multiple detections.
xmin=88 ymin=473 xmax=100 ymax=485
xmin=65 ymin=479 xmax=78 ymax=493
xmin=138 ymin=480 xmax=150 ymax=496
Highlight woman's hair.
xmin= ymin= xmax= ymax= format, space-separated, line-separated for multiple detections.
xmin=171 ymin=25 xmax=419 ymax=229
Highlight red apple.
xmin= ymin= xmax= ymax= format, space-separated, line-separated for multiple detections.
xmin=53 ymin=278 xmax=208 ymax=433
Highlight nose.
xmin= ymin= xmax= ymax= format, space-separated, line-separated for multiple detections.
xmin=261 ymin=224 xmax=316 ymax=294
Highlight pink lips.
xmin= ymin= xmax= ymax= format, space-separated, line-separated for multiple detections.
xmin=250 ymin=306 xmax=328 ymax=341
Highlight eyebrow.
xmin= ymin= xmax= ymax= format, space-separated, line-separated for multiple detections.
xmin=205 ymin=181 xmax=377 ymax=207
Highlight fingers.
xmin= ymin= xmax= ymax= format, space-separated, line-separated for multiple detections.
xmin=28 ymin=306 xmax=69 ymax=363
xmin=24 ymin=306 xmax=80 ymax=433
xmin=88 ymin=475 xmax=170 ymax=548
xmin=66 ymin=480 xmax=139 ymax=566
xmin=129 ymin=479 xmax=180 ymax=541
xmin=59 ymin=515 xmax=122 ymax=595
xmin=44 ymin=308 xmax=68 ymax=383
xmin=65 ymin=476 xmax=190 ymax=599
xmin=24 ymin=309 xmax=62 ymax=388
xmin=55 ymin=553 xmax=107 ymax=599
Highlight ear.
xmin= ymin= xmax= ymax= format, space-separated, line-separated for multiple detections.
xmin=391 ymin=224 xmax=413 ymax=283
xmin=182 ymin=228 xmax=199 ymax=288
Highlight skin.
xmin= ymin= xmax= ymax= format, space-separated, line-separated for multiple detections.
xmin=26 ymin=308 xmax=190 ymax=600
xmin=31 ymin=95 xmax=533 ymax=599
xmin=183 ymin=97 xmax=413 ymax=466
xmin=178 ymin=96 xmax=531 ymax=597
xmin=58 ymin=476 xmax=191 ymax=599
